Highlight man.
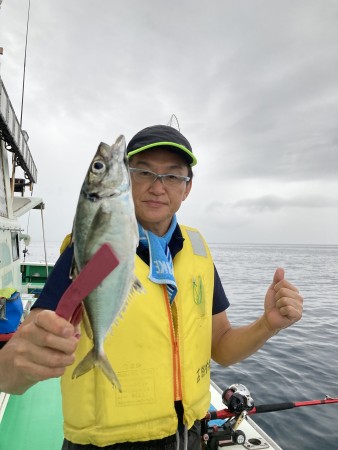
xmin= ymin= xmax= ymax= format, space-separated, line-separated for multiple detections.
xmin=0 ymin=125 xmax=303 ymax=449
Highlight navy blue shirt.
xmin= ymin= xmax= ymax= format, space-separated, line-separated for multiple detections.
xmin=33 ymin=225 xmax=229 ymax=314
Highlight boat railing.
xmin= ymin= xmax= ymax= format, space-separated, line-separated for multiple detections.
xmin=0 ymin=76 xmax=37 ymax=184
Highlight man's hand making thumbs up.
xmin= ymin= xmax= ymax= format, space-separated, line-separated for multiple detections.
xmin=264 ymin=268 xmax=303 ymax=334
xmin=211 ymin=267 xmax=303 ymax=366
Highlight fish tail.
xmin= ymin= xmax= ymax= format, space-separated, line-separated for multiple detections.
xmin=97 ymin=352 xmax=122 ymax=392
xmin=72 ymin=348 xmax=122 ymax=392
xmin=72 ymin=348 xmax=96 ymax=379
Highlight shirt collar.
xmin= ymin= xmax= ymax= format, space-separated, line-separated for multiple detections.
xmin=137 ymin=224 xmax=184 ymax=264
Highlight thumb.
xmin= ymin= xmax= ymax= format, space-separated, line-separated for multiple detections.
xmin=271 ymin=267 xmax=285 ymax=288
xmin=265 ymin=267 xmax=285 ymax=307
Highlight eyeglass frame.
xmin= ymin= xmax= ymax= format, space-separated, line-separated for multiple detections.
xmin=129 ymin=167 xmax=191 ymax=187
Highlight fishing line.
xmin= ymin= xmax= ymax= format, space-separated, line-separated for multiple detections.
xmin=20 ymin=0 xmax=31 ymax=127
xmin=10 ymin=0 xmax=31 ymax=198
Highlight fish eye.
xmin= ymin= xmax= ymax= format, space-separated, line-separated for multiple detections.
xmin=92 ymin=160 xmax=105 ymax=173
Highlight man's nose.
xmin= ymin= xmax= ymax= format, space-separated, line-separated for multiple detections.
xmin=149 ymin=177 xmax=165 ymax=192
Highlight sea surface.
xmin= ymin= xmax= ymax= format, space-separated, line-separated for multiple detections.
xmin=23 ymin=242 xmax=338 ymax=450
xmin=209 ymin=243 xmax=338 ymax=450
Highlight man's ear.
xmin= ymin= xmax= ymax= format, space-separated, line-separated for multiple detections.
xmin=182 ymin=180 xmax=192 ymax=201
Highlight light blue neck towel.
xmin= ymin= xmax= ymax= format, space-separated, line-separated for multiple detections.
xmin=138 ymin=216 xmax=177 ymax=304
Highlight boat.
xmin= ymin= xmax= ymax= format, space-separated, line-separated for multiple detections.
xmin=0 ymin=26 xmax=47 ymax=437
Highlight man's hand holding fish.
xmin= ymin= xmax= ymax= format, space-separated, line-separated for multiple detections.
xmin=0 ymin=309 xmax=79 ymax=394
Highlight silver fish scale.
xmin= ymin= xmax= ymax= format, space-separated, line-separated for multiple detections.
xmin=71 ymin=135 xmax=139 ymax=390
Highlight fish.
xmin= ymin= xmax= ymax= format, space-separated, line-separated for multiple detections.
xmin=71 ymin=135 xmax=142 ymax=391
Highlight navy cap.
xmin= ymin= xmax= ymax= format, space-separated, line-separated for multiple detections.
xmin=127 ymin=125 xmax=197 ymax=166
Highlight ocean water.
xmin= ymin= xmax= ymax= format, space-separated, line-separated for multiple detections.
xmin=23 ymin=242 xmax=338 ymax=450
xmin=209 ymin=243 xmax=338 ymax=450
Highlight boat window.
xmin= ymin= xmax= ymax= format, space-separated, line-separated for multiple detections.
xmin=11 ymin=232 xmax=20 ymax=261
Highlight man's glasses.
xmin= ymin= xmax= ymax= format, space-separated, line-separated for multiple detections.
xmin=129 ymin=167 xmax=190 ymax=188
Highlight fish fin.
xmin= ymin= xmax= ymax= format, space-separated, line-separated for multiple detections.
xmin=127 ymin=277 xmax=145 ymax=302
xmin=72 ymin=348 xmax=122 ymax=392
xmin=132 ymin=276 xmax=145 ymax=294
xmin=82 ymin=307 xmax=93 ymax=339
xmin=70 ymin=254 xmax=78 ymax=280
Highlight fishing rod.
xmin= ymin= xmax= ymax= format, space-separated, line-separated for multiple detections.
xmin=206 ymin=383 xmax=338 ymax=420
xmin=207 ymin=395 xmax=338 ymax=420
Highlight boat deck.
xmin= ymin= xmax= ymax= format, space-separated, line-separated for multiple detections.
xmin=0 ymin=379 xmax=281 ymax=450
xmin=0 ymin=379 xmax=63 ymax=450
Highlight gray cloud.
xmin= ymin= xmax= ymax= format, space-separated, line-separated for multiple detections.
xmin=234 ymin=195 xmax=338 ymax=213
xmin=1 ymin=0 xmax=338 ymax=244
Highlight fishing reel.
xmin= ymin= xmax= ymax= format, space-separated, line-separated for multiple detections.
xmin=222 ymin=384 xmax=254 ymax=414
xmin=201 ymin=384 xmax=254 ymax=448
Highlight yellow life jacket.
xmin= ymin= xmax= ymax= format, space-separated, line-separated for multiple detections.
xmin=60 ymin=233 xmax=72 ymax=254
xmin=61 ymin=225 xmax=214 ymax=446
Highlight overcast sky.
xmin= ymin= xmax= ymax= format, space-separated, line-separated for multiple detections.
xmin=1 ymin=0 xmax=337 ymax=245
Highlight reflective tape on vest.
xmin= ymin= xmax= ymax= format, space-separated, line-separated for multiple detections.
xmin=186 ymin=229 xmax=207 ymax=257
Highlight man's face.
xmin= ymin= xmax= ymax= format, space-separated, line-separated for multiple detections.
xmin=129 ymin=148 xmax=192 ymax=236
